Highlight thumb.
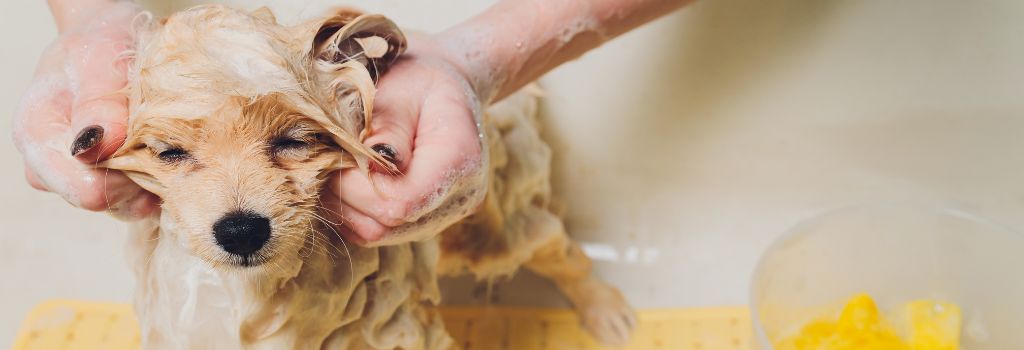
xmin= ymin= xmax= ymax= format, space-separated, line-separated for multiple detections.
xmin=70 ymin=97 xmax=129 ymax=162
xmin=362 ymin=79 xmax=418 ymax=174
xmin=68 ymin=38 xmax=131 ymax=163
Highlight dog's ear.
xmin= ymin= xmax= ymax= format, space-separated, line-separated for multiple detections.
xmin=293 ymin=9 xmax=406 ymax=172
xmin=101 ymin=147 xmax=166 ymax=198
xmin=311 ymin=10 xmax=406 ymax=82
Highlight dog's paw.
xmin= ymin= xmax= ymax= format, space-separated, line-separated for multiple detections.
xmin=571 ymin=279 xmax=637 ymax=347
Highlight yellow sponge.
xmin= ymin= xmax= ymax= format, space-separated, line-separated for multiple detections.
xmin=905 ymin=300 xmax=961 ymax=350
xmin=776 ymin=294 xmax=962 ymax=350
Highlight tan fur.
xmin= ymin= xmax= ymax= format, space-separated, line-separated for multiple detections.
xmin=104 ymin=5 xmax=633 ymax=349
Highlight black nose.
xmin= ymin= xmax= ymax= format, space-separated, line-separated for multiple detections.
xmin=212 ymin=212 xmax=271 ymax=256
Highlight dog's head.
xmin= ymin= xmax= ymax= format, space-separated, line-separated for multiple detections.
xmin=104 ymin=5 xmax=404 ymax=269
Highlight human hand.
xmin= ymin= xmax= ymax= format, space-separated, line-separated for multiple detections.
xmin=13 ymin=1 xmax=158 ymax=219
xmin=322 ymin=33 xmax=487 ymax=246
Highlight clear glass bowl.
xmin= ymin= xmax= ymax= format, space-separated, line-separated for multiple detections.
xmin=750 ymin=204 xmax=1024 ymax=349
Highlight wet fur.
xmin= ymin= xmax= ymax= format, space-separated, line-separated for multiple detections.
xmin=105 ymin=5 xmax=634 ymax=349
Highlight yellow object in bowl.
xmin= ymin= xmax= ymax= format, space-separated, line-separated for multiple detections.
xmin=905 ymin=300 xmax=962 ymax=350
xmin=776 ymin=294 xmax=961 ymax=350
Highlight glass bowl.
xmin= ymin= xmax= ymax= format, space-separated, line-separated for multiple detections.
xmin=750 ymin=204 xmax=1024 ymax=349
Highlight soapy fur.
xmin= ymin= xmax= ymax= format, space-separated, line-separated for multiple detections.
xmin=103 ymin=5 xmax=634 ymax=349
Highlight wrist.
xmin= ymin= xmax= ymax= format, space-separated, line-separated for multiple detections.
xmin=439 ymin=0 xmax=603 ymax=104
xmin=436 ymin=23 xmax=509 ymax=105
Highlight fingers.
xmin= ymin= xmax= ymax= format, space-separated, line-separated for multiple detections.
xmin=13 ymin=70 xmax=76 ymax=200
xmin=25 ymin=136 xmax=148 ymax=211
xmin=319 ymin=189 xmax=386 ymax=245
xmin=11 ymin=2 xmax=146 ymax=214
xmin=24 ymin=168 xmax=48 ymax=191
xmin=332 ymin=90 xmax=482 ymax=229
xmin=13 ymin=62 xmax=136 ymax=211
xmin=336 ymin=203 xmax=389 ymax=243
xmin=324 ymin=48 xmax=488 ymax=242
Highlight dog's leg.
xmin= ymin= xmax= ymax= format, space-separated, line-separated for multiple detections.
xmin=524 ymin=233 xmax=636 ymax=346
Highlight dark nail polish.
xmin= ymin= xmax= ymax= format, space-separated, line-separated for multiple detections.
xmin=71 ymin=125 xmax=104 ymax=156
xmin=372 ymin=143 xmax=399 ymax=167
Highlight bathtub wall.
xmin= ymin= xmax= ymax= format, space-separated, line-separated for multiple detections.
xmin=4 ymin=0 xmax=1024 ymax=345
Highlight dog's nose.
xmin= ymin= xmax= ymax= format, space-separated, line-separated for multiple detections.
xmin=212 ymin=212 xmax=271 ymax=256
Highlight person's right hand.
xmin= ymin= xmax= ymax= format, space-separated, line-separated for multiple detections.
xmin=12 ymin=1 xmax=158 ymax=219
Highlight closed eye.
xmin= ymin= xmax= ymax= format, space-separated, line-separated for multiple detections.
xmin=269 ymin=135 xmax=314 ymax=159
xmin=157 ymin=147 xmax=191 ymax=163
xmin=271 ymin=137 xmax=311 ymax=150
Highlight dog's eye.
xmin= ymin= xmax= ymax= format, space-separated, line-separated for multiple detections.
xmin=271 ymin=137 xmax=311 ymax=150
xmin=270 ymin=136 xmax=314 ymax=160
xmin=157 ymin=147 xmax=191 ymax=163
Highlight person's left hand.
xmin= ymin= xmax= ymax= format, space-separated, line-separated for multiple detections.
xmin=321 ymin=33 xmax=488 ymax=246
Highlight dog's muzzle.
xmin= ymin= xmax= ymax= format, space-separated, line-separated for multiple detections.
xmin=212 ymin=211 xmax=271 ymax=257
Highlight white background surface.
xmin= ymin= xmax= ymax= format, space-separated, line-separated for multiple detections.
xmin=4 ymin=0 xmax=1024 ymax=346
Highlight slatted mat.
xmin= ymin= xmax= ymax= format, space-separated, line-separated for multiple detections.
xmin=14 ymin=300 xmax=753 ymax=350
xmin=14 ymin=301 xmax=140 ymax=350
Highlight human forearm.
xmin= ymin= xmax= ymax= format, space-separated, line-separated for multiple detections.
xmin=441 ymin=0 xmax=693 ymax=103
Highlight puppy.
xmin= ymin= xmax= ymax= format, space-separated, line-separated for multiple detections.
xmin=103 ymin=5 xmax=634 ymax=349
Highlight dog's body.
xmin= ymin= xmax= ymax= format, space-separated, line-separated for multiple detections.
xmin=127 ymin=219 xmax=447 ymax=349
xmin=107 ymin=5 xmax=633 ymax=349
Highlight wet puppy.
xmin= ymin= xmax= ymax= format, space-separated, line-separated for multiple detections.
xmin=104 ymin=5 xmax=633 ymax=349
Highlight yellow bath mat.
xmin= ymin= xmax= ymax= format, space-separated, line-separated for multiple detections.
xmin=14 ymin=300 xmax=752 ymax=350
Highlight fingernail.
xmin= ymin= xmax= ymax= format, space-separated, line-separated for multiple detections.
xmin=372 ymin=143 xmax=400 ymax=167
xmin=71 ymin=125 xmax=104 ymax=156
